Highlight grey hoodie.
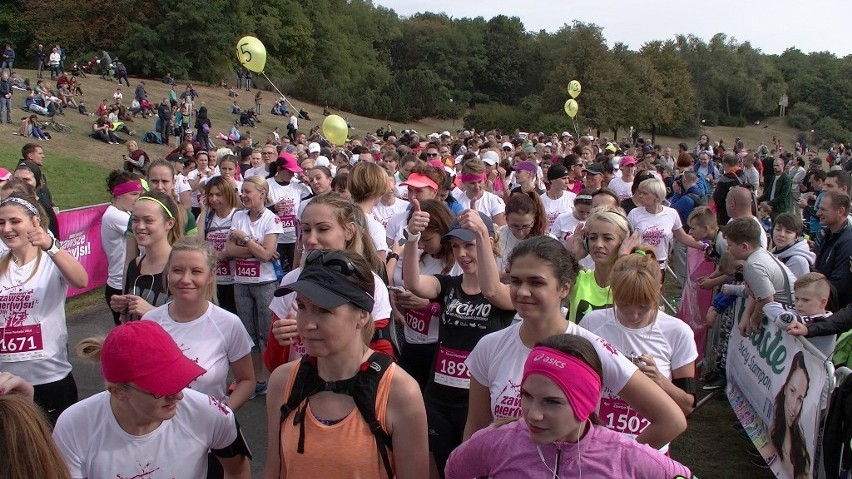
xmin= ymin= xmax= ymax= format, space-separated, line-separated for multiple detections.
xmin=773 ymin=239 xmax=815 ymax=279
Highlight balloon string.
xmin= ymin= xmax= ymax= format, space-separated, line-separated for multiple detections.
xmin=260 ymin=71 xmax=333 ymax=145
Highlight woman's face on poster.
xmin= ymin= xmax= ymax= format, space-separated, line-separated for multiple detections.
xmin=784 ymin=368 xmax=809 ymax=428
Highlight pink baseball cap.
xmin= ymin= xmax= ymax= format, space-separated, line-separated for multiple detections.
xmin=400 ymin=172 xmax=438 ymax=191
xmin=101 ymin=321 xmax=206 ymax=397
xmin=620 ymin=156 xmax=637 ymax=167
xmin=0 ymin=168 xmax=11 ymax=181
xmin=276 ymin=153 xmax=303 ymax=173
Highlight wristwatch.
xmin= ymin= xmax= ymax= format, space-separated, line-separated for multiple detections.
xmin=242 ymin=235 xmax=252 ymax=245
xmin=45 ymin=237 xmax=60 ymax=257
xmin=404 ymin=227 xmax=421 ymax=243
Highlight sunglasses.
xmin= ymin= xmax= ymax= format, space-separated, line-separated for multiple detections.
xmin=426 ymin=153 xmax=440 ymax=158
xmin=305 ymin=250 xmax=367 ymax=281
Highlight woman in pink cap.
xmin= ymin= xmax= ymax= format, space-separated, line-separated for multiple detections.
xmin=54 ymin=321 xmax=250 ymax=478
xmin=446 ymin=334 xmax=692 ymax=479
xmin=266 ymin=152 xmax=306 ymax=274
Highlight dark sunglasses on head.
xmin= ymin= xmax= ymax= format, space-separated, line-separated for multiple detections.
xmin=305 ymin=250 xmax=367 ymax=281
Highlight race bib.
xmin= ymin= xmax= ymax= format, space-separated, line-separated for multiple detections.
xmin=288 ymin=337 xmax=307 ymax=362
xmin=0 ymin=324 xmax=45 ymax=362
xmin=234 ymin=259 xmax=260 ymax=278
xmin=280 ymin=215 xmax=296 ymax=228
xmin=599 ymin=396 xmax=651 ymax=436
xmin=405 ymin=307 xmax=433 ymax=336
xmin=434 ymin=345 xmax=471 ymax=389
xmin=216 ymin=260 xmax=232 ymax=277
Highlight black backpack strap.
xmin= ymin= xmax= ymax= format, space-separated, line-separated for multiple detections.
xmin=351 ymin=352 xmax=395 ymax=478
xmin=279 ymin=356 xmax=324 ymax=454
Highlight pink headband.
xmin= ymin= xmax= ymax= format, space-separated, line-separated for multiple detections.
xmin=460 ymin=173 xmax=487 ymax=183
xmin=522 ymin=346 xmax=602 ymax=422
xmin=112 ymin=180 xmax=143 ymax=197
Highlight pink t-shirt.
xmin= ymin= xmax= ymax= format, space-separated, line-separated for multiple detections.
xmin=445 ymin=419 xmax=691 ymax=479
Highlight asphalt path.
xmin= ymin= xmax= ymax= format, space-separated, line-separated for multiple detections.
xmin=67 ymin=303 xmax=270 ymax=477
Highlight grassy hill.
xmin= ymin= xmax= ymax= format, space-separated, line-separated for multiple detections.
xmin=1 ymin=68 xmax=804 ymax=209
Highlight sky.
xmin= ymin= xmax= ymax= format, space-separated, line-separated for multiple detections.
xmin=373 ymin=0 xmax=851 ymax=57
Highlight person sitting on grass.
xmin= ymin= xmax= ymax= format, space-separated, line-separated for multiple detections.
xmin=92 ymin=114 xmax=120 ymax=144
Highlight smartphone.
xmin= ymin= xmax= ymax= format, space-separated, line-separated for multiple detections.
xmin=388 ymin=286 xmax=407 ymax=294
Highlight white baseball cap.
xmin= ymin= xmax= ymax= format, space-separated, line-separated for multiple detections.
xmin=481 ymin=150 xmax=500 ymax=166
xmin=308 ymin=142 xmax=321 ymax=154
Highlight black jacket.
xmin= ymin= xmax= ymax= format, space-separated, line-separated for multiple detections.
xmin=815 ymin=223 xmax=852 ymax=310
xmin=0 ymin=78 xmax=11 ymax=97
xmin=713 ymin=169 xmax=747 ymax=224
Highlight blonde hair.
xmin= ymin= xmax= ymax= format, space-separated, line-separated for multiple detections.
xmin=303 ymin=194 xmax=386 ymax=282
xmin=585 ymin=206 xmax=630 ymax=240
xmin=461 ymin=158 xmax=486 ymax=175
xmin=242 ymin=176 xmax=270 ymax=206
xmin=348 ymin=161 xmax=388 ymax=203
xmin=167 ymin=236 xmax=218 ymax=304
xmin=610 ymin=247 xmax=661 ymax=307
xmin=717 ymin=251 xmax=740 ymax=275
xmin=687 ymin=206 xmax=717 ymax=230
xmin=0 ymin=193 xmax=49 ymax=284
xmin=794 ymin=272 xmax=830 ymax=299
xmin=638 ymin=178 xmax=666 ymax=201
xmin=0 ymin=394 xmax=71 ymax=479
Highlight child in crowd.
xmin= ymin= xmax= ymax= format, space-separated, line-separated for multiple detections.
xmin=725 ymin=217 xmax=797 ymax=337
xmin=687 ymin=207 xmax=725 ymax=290
xmin=757 ymin=203 xmax=773 ymax=239
xmin=770 ymin=212 xmax=814 ymax=278
xmin=776 ymin=273 xmax=835 ymax=358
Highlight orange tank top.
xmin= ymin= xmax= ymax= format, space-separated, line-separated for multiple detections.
xmin=280 ymin=361 xmax=396 ymax=478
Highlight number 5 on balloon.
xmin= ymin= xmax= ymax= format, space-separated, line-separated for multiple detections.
xmin=239 ymin=43 xmax=252 ymax=63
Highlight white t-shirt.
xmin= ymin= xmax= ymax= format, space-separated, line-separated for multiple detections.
xmin=580 ymin=308 xmax=697 ymax=448
xmin=365 ymin=215 xmax=390 ymax=253
xmin=174 ymin=173 xmax=191 ymax=199
xmin=186 ymin=168 xmax=214 ymax=208
xmin=466 ymin=321 xmax=637 ymax=421
xmin=266 ymin=179 xmax=303 ymax=244
xmin=204 ymin=209 xmax=237 ymax=284
xmin=101 ymin=204 xmax=131 ymax=289
xmin=230 ymin=209 xmax=283 ymax=283
xmin=269 ymin=267 xmax=392 ymax=361
xmin=53 ymin=389 xmax=238 ymax=479
xmin=392 ymin=252 xmax=460 ymax=344
xmin=627 ymin=206 xmax=682 ymax=265
xmin=451 ymin=190 xmax=505 ymax=220
xmin=0 ymin=254 xmax=71 ymax=385
xmin=385 ymin=209 xmax=410 ymax=245
xmin=372 ymin=199 xmax=410 ymax=228
xmin=608 ymin=176 xmax=634 ymax=201
xmin=244 ymin=165 xmax=269 ymax=180
xmin=540 ymin=191 xmax=576 ymax=229
xmin=550 ymin=212 xmax=595 ymax=270
xmin=142 ymin=303 xmax=253 ymax=399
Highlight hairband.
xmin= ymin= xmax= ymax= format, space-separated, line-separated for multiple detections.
xmin=460 ymin=173 xmax=487 ymax=183
xmin=634 ymin=250 xmax=646 ymax=256
xmin=1 ymin=197 xmax=40 ymax=218
xmin=111 ymin=180 xmax=143 ymax=197
xmin=576 ymin=194 xmax=593 ymax=201
xmin=523 ymin=346 xmax=602 ymax=422
xmin=137 ymin=196 xmax=175 ymax=219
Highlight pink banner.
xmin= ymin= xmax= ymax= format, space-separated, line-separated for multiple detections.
xmin=58 ymin=204 xmax=110 ymax=297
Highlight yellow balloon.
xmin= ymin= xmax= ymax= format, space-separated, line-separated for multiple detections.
xmin=567 ymin=80 xmax=582 ymax=99
xmin=323 ymin=115 xmax=349 ymax=146
xmin=564 ymin=99 xmax=579 ymax=118
xmin=236 ymin=36 xmax=267 ymax=73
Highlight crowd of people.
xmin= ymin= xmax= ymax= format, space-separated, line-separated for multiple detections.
xmin=2 ymin=88 xmax=852 ymax=478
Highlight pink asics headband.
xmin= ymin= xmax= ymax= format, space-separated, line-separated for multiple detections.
xmin=522 ymin=346 xmax=602 ymax=422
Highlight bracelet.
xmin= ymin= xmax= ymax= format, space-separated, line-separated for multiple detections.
xmin=404 ymin=227 xmax=421 ymax=243
xmin=386 ymin=252 xmax=399 ymax=264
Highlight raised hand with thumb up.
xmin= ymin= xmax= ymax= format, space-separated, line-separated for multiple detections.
xmin=406 ymin=198 xmax=431 ymax=235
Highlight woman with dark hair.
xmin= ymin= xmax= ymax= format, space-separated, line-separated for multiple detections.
xmin=101 ymin=170 xmax=142 ymax=325
xmin=447 ymin=334 xmax=692 ymax=478
xmin=391 ymin=199 xmax=458 ymax=390
xmin=497 ymin=192 xmax=548 ymax=271
xmin=198 ymin=175 xmax=240 ymax=314
xmin=195 ymin=105 xmax=212 ymax=149
xmin=762 ymin=351 xmax=812 ymax=479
